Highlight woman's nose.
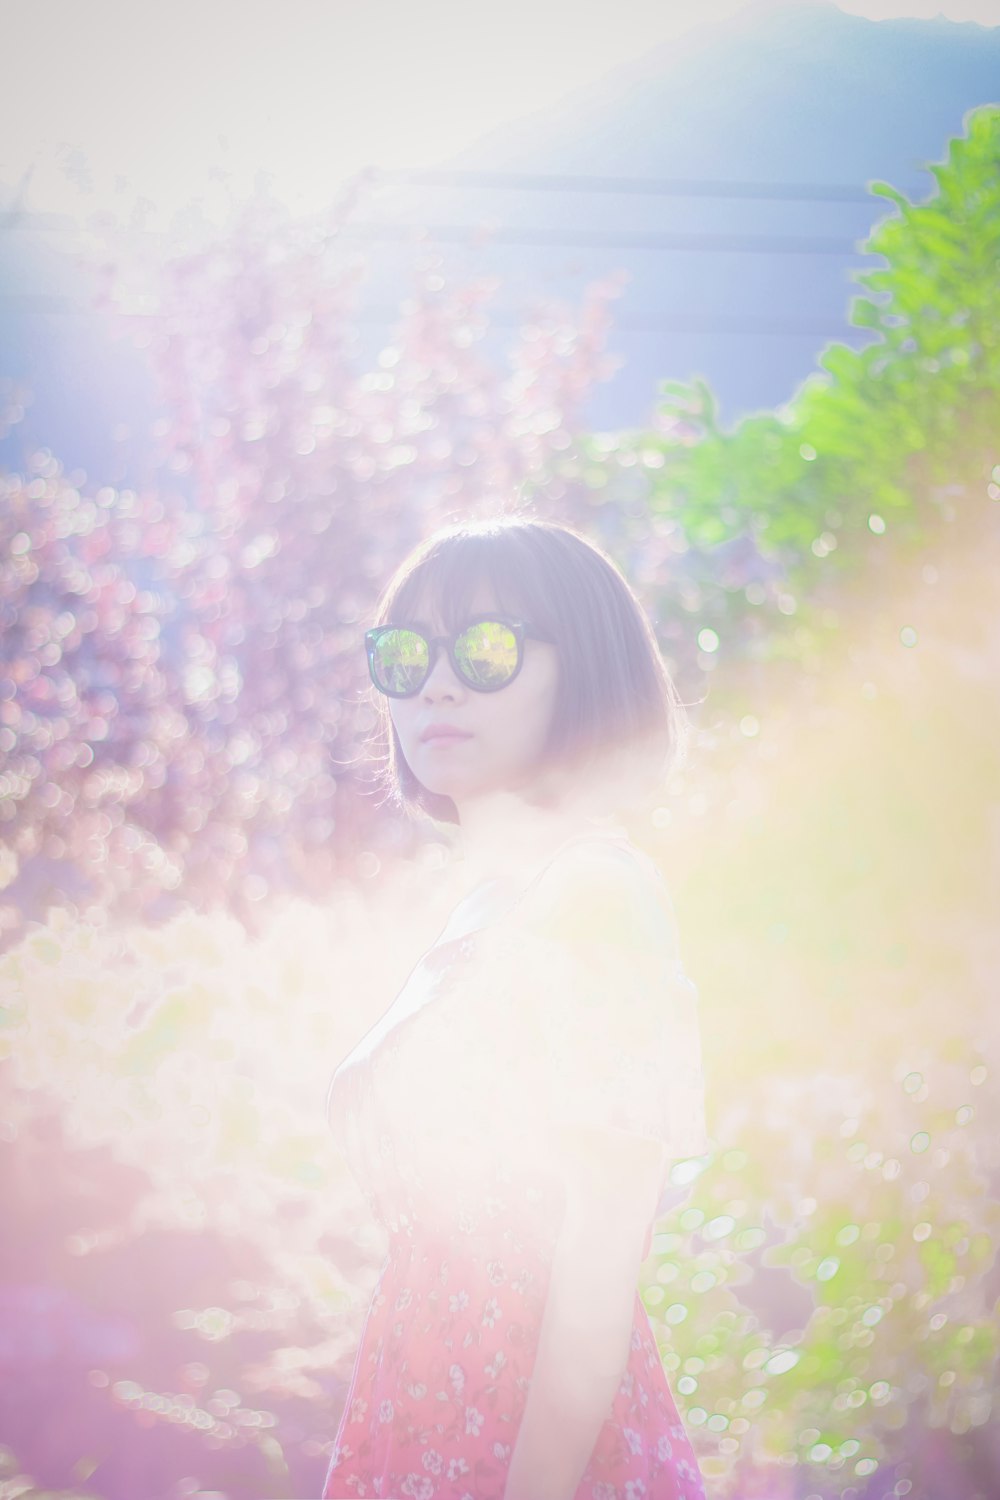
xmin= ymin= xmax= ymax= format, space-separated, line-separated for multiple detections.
xmin=421 ymin=643 xmax=465 ymax=698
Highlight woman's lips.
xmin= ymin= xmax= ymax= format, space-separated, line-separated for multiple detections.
xmin=421 ymin=730 xmax=473 ymax=745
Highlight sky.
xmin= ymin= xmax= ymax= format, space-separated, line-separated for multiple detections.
xmin=2 ymin=0 xmax=999 ymax=235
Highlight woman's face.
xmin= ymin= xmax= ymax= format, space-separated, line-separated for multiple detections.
xmin=388 ymin=582 xmax=560 ymax=810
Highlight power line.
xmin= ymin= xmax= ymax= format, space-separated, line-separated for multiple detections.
xmin=0 ymin=216 xmax=869 ymax=257
xmin=0 ymin=293 xmax=857 ymax=339
xmin=339 ymin=223 xmax=864 ymax=255
xmin=367 ymin=167 xmax=875 ymax=205
xmin=0 ymin=171 xmax=878 ymax=238
xmin=0 ymin=216 xmax=869 ymax=255
xmin=0 ymin=217 xmax=873 ymax=273
xmin=357 ymin=309 xmax=855 ymax=338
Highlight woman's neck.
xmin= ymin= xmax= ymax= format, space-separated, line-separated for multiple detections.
xmin=454 ymin=788 xmax=627 ymax=891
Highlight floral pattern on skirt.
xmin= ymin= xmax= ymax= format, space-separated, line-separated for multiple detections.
xmin=323 ymin=1228 xmax=705 ymax=1500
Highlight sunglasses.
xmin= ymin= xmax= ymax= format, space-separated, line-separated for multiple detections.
xmin=365 ymin=615 xmax=555 ymax=698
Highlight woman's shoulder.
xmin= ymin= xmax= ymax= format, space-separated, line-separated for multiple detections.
xmin=510 ymin=835 xmax=679 ymax=958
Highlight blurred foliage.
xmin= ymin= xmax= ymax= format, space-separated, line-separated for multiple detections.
xmin=0 ymin=193 xmax=621 ymax=936
xmin=575 ymin=104 xmax=1000 ymax=691
xmin=1 ymin=109 xmax=999 ymax=1500
xmin=0 ymin=854 xmax=460 ymax=1500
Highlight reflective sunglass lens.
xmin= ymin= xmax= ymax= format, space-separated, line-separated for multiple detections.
xmin=454 ymin=621 xmax=519 ymax=688
xmin=369 ymin=620 xmax=523 ymax=695
xmin=371 ymin=628 xmax=428 ymax=694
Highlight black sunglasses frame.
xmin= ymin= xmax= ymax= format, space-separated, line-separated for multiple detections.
xmin=365 ymin=615 xmax=555 ymax=698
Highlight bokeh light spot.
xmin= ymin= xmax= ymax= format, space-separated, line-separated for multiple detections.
xmin=764 ymin=1349 xmax=800 ymax=1376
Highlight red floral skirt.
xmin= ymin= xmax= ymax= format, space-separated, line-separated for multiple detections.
xmin=324 ymin=1227 xmax=705 ymax=1500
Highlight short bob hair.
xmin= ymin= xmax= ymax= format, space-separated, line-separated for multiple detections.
xmin=364 ymin=517 xmax=690 ymax=826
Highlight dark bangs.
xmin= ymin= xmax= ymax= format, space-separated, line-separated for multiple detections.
xmin=368 ymin=518 xmax=689 ymax=824
xmin=375 ymin=526 xmax=547 ymax=639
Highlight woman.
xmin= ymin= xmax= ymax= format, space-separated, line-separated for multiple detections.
xmin=324 ymin=518 xmax=708 ymax=1500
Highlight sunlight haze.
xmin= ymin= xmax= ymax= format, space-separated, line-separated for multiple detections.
xmin=2 ymin=0 xmax=997 ymax=231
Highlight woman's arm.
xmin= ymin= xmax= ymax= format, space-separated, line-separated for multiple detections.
xmin=503 ymin=1126 xmax=667 ymax=1500
xmin=497 ymin=844 xmax=695 ymax=1497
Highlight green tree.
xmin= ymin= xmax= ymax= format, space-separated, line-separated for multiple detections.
xmin=582 ymin=104 xmax=1000 ymax=676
